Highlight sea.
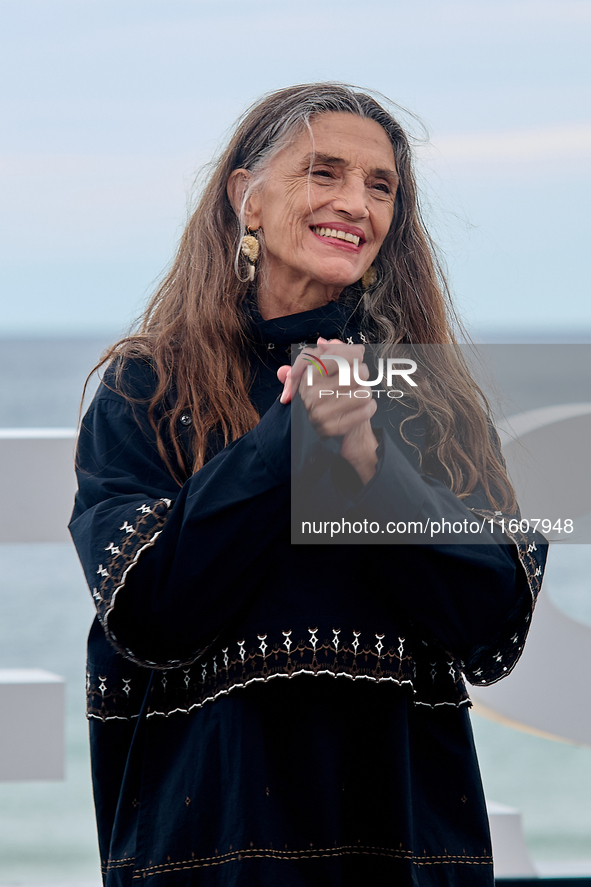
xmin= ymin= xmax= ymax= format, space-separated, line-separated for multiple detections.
xmin=0 ymin=336 xmax=590 ymax=885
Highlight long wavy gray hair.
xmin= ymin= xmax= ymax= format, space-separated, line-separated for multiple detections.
xmin=93 ymin=82 xmax=514 ymax=509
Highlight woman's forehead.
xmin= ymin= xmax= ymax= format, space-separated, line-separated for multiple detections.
xmin=276 ymin=112 xmax=397 ymax=173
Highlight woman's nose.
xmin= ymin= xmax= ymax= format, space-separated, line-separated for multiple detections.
xmin=331 ymin=175 xmax=370 ymax=219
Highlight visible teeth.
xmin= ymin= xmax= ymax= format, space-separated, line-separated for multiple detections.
xmin=312 ymin=226 xmax=360 ymax=246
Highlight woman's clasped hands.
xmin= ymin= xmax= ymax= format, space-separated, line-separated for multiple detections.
xmin=277 ymin=337 xmax=379 ymax=485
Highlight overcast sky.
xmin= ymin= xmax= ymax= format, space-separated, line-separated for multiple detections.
xmin=1 ymin=0 xmax=590 ymax=337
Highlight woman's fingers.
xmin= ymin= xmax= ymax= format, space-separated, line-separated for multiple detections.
xmin=306 ymin=392 xmax=377 ymax=437
xmin=277 ymin=365 xmax=290 ymax=385
xmin=277 ymin=337 xmax=346 ymax=405
xmin=292 ymin=337 xmax=366 ymax=395
xmin=277 ymin=366 xmax=292 ymax=404
xmin=277 ymin=339 xmax=370 ymax=412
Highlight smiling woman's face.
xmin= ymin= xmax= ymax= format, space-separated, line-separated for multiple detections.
xmin=244 ymin=112 xmax=398 ymax=315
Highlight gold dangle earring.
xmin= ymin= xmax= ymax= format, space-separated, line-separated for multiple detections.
xmin=361 ymin=266 xmax=377 ymax=290
xmin=241 ymin=228 xmax=260 ymax=282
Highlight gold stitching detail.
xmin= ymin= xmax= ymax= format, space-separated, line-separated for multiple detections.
xmin=123 ymin=844 xmax=492 ymax=877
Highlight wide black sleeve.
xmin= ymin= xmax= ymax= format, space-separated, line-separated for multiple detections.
xmin=368 ymin=431 xmax=547 ymax=686
xmin=293 ymin=404 xmax=547 ymax=687
xmin=69 ymin=367 xmax=292 ymax=669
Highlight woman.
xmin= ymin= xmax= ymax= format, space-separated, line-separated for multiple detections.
xmin=70 ymin=83 xmax=546 ymax=886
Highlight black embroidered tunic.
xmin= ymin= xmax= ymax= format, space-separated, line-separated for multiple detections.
xmin=69 ymin=301 xmax=546 ymax=886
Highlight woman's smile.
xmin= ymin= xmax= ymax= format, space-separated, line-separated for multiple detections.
xmin=309 ymin=223 xmax=365 ymax=250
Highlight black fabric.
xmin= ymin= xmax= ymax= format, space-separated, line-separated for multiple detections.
xmin=70 ymin=299 xmax=547 ymax=886
xmin=95 ymin=678 xmax=493 ymax=886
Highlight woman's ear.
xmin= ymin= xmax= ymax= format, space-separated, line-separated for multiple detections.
xmin=226 ymin=169 xmax=262 ymax=229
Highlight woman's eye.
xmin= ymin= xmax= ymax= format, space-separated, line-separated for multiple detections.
xmin=372 ymin=182 xmax=391 ymax=193
xmin=312 ymin=169 xmax=333 ymax=178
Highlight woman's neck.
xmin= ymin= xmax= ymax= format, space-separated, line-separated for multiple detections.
xmin=256 ymin=272 xmax=343 ymax=320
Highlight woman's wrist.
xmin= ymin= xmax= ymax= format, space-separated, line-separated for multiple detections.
xmin=339 ymin=424 xmax=379 ymax=486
